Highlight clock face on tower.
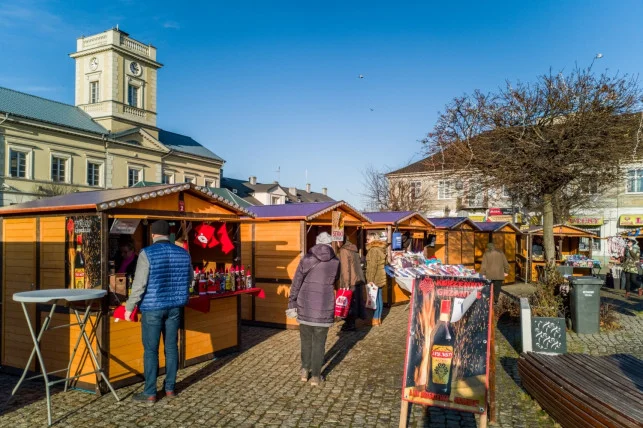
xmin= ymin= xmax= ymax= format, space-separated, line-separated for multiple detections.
xmin=129 ymin=62 xmax=141 ymax=76
xmin=89 ymin=57 xmax=98 ymax=71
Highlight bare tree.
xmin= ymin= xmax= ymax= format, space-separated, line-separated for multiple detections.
xmin=361 ymin=165 xmax=432 ymax=212
xmin=424 ymin=65 xmax=643 ymax=266
xmin=33 ymin=183 xmax=79 ymax=198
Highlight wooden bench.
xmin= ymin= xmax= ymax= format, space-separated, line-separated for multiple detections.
xmin=518 ymin=352 xmax=643 ymax=427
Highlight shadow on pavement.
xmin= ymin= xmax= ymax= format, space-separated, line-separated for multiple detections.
xmin=322 ymin=322 xmax=370 ymax=379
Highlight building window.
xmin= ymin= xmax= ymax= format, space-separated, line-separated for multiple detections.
xmin=205 ymin=179 xmax=217 ymax=188
xmin=9 ymin=149 xmax=27 ymax=178
xmin=128 ymin=167 xmax=142 ymax=187
xmin=627 ymin=169 xmax=643 ymax=193
xmin=87 ymin=161 xmax=103 ymax=187
xmin=128 ymin=84 xmax=139 ymax=108
xmin=51 ymin=156 xmax=68 ymax=183
xmin=271 ymin=195 xmax=282 ymax=205
xmin=184 ymin=175 xmax=196 ymax=184
xmin=90 ymin=81 xmax=99 ymax=104
xmin=580 ymin=229 xmax=601 ymax=252
xmin=502 ymin=185 xmax=510 ymax=198
xmin=410 ymin=181 xmax=422 ymax=199
xmin=162 ymin=172 xmax=174 ymax=184
xmin=438 ymin=180 xmax=454 ymax=200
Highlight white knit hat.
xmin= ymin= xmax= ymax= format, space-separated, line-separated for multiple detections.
xmin=316 ymin=232 xmax=332 ymax=245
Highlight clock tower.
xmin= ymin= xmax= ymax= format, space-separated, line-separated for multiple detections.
xmin=70 ymin=28 xmax=163 ymax=137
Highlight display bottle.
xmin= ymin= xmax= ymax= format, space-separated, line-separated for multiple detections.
xmin=207 ymin=269 xmax=215 ymax=294
xmin=428 ymin=299 xmax=455 ymax=395
xmin=235 ymin=266 xmax=241 ymax=290
xmin=218 ymin=270 xmax=225 ymax=293
xmin=225 ymin=269 xmax=232 ymax=292
xmin=246 ymin=266 xmax=253 ymax=289
xmin=239 ymin=265 xmax=246 ymax=289
xmin=74 ymin=235 xmax=86 ymax=289
xmin=198 ymin=268 xmax=207 ymax=295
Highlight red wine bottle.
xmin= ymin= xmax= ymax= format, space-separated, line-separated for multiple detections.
xmin=429 ymin=299 xmax=454 ymax=395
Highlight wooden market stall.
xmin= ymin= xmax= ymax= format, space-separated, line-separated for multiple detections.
xmin=362 ymin=211 xmax=435 ymax=306
xmin=0 ymin=184 xmax=261 ymax=392
xmin=240 ymin=201 xmax=371 ymax=329
xmin=518 ymin=224 xmax=598 ymax=283
xmin=474 ymin=222 xmax=520 ymax=284
xmin=426 ymin=217 xmax=479 ymax=270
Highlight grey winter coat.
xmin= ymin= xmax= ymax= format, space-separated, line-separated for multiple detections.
xmin=289 ymin=244 xmax=340 ymax=327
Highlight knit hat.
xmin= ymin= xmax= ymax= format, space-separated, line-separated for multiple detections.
xmin=150 ymin=220 xmax=170 ymax=236
xmin=316 ymin=232 xmax=332 ymax=245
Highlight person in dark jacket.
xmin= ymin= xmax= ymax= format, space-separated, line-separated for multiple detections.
xmin=288 ymin=232 xmax=340 ymax=386
xmin=124 ymin=220 xmax=193 ymax=403
xmin=116 ymin=236 xmax=138 ymax=277
xmin=337 ymin=238 xmax=366 ymax=331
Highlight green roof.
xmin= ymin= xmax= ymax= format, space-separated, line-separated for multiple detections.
xmin=208 ymin=187 xmax=253 ymax=208
xmin=0 ymin=86 xmax=108 ymax=134
xmin=158 ymin=129 xmax=223 ymax=162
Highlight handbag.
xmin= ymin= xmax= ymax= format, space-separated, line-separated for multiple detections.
xmin=334 ymin=288 xmax=353 ymax=318
xmin=365 ymin=283 xmax=378 ymax=309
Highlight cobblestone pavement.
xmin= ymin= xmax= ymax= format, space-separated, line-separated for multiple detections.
xmin=0 ymin=289 xmax=641 ymax=427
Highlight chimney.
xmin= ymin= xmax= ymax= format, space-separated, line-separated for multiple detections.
xmin=289 ymin=187 xmax=297 ymax=196
xmin=306 ymin=183 xmax=311 ymax=193
xmin=321 ymin=187 xmax=327 ymax=196
xmin=249 ymin=176 xmax=257 ymax=185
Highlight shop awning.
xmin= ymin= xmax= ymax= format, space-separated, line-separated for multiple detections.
xmin=525 ymin=224 xmax=597 ymax=238
xmin=0 ymin=184 xmax=255 ymax=218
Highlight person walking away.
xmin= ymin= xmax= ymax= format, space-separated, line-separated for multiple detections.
xmin=623 ymin=238 xmax=642 ymax=298
xmin=337 ymin=238 xmax=366 ymax=331
xmin=124 ymin=220 xmax=193 ymax=402
xmin=365 ymin=232 xmax=387 ymax=326
xmin=288 ymin=232 xmax=340 ymax=386
xmin=479 ymin=242 xmax=509 ymax=303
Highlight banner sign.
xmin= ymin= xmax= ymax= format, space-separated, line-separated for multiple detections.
xmin=468 ymin=215 xmax=486 ymax=222
xmin=568 ymin=216 xmax=603 ymax=226
xmin=488 ymin=215 xmax=513 ymax=222
xmin=488 ymin=207 xmax=514 ymax=216
xmin=66 ymin=216 xmax=102 ymax=289
xmin=619 ymin=215 xmax=643 ymax=226
xmin=331 ymin=211 xmax=345 ymax=242
xmin=402 ymin=277 xmax=492 ymax=414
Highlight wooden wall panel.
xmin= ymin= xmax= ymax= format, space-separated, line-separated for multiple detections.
xmin=462 ymin=231 xmax=475 ymax=265
xmin=474 ymin=233 xmax=489 ymax=261
xmin=448 ymin=232 xmax=463 ymax=265
xmin=254 ymin=282 xmax=297 ymax=327
xmin=240 ymin=294 xmax=252 ymax=320
xmin=184 ymin=297 xmax=237 ymax=361
xmin=108 ymin=319 xmax=166 ymax=383
xmin=40 ymin=217 xmax=66 ymax=289
xmin=2 ymin=218 xmax=37 ymax=369
xmin=254 ymin=254 xmax=301 ymax=279
xmin=240 ymin=224 xmax=252 ymax=268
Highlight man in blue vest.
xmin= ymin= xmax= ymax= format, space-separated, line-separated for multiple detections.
xmin=124 ymin=220 xmax=193 ymax=403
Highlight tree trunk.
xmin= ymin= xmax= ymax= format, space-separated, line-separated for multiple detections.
xmin=542 ymin=193 xmax=556 ymax=268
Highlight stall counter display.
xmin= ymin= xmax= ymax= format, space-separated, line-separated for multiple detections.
xmin=386 ymin=251 xmax=479 ymax=280
xmin=564 ymin=255 xmax=601 ymax=269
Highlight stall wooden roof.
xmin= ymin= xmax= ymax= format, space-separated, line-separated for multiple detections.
xmin=428 ymin=217 xmax=479 ymax=231
xmin=362 ymin=211 xmax=434 ymax=230
xmin=246 ymin=201 xmax=371 ymax=224
xmin=0 ymin=184 xmax=255 ymax=218
xmin=525 ymin=224 xmax=597 ymax=238
xmin=474 ymin=221 xmax=521 ymax=233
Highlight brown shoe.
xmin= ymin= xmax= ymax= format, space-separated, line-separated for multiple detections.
xmin=300 ymin=368 xmax=309 ymax=382
xmin=373 ymin=319 xmax=381 ymax=326
xmin=310 ymin=376 xmax=322 ymax=386
xmin=626 ymin=292 xmax=630 ymax=299
xmin=165 ymin=390 xmax=177 ymax=399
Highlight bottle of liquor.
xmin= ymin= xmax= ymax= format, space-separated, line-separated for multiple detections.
xmin=218 ymin=270 xmax=225 ymax=293
xmin=199 ymin=268 xmax=207 ymax=295
xmin=74 ymin=235 xmax=86 ymax=289
xmin=246 ymin=266 xmax=253 ymax=289
xmin=190 ymin=267 xmax=198 ymax=295
xmin=239 ymin=265 xmax=246 ymax=289
xmin=428 ymin=299 xmax=454 ymax=396
xmin=235 ymin=266 xmax=242 ymax=291
xmin=225 ymin=269 xmax=232 ymax=292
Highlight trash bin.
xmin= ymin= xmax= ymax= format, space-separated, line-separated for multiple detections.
xmin=569 ymin=276 xmax=603 ymax=334
xmin=611 ymin=266 xmax=623 ymax=290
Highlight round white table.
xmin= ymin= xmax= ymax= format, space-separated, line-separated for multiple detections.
xmin=9 ymin=289 xmax=120 ymax=426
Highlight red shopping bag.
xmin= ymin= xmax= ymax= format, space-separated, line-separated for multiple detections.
xmin=334 ymin=288 xmax=353 ymax=318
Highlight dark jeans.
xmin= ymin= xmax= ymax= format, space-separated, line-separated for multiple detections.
xmin=624 ymin=272 xmax=640 ymax=292
xmin=345 ymin=283 xmax=366 ymax=327
xmin=299 ymin=324 xmax=329 ymax=378
xmin=492 ymin=280 xmax=504 ymax=303
xmin=142 ymin=307 xmax=181 ymax=396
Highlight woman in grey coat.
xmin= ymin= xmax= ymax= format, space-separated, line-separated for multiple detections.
xmin=288 ymin=232 xmax=340 ymax=386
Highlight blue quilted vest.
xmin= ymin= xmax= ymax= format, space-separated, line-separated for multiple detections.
xmin=139 ymin=241 xmax=192 ymax=312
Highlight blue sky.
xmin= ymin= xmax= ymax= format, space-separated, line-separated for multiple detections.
xmin=1 ymin=1 xmax=642 ymax=207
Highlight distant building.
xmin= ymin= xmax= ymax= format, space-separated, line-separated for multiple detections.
xmin=0 ymin=27 xmax=223 ymax=206
xmin=221 ymin=176 xmax=333 ymax=205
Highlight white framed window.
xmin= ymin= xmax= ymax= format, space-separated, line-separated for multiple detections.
xmin=8 ymin=146 xmax=31 ymax=179
xmin=162 ymin=172 xmax=174 ymax=184
xmin=128 ymin=84 xmax=140 ymax=108
xmin=627 ymin=169 xmax=643 ymax=193
xmin=410 ymin=181 xmax=422 ymax=199
xmin=184 ymin=175 xmax=196 ymax=184
xmin=128 ymin=166 xmax=143 ymax=187
xmin=502 ymin=185 xmax=510 ymax=198
xmin=89 ymin=81 xmax=100 ymax=104
xmin=438 ymin=180 xmax=454 ymax=200
xmin=271 ymin=195 xmax=282 ymax=205
xmin=50 ymin=153 xmax=71 ymax=183
xmin=204 ymin=178 xmax=217 ymax=188
xmin=86 ymin=160 xmax=104 ymax=187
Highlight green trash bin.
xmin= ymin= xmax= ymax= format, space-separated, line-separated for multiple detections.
xmin=569 ymin=276 xmax=603 ymax=334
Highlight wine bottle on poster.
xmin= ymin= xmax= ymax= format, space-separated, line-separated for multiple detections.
xmin=428 ymin=299 xmax=455 ymax=396
xmin=74 ymin=235 xmax=86 ymax=289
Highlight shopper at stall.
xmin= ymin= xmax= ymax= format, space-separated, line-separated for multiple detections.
xmin=337 ymin=238 xmax=366 ymax=331
xmin=124 ymin=220 xmax=193 ymax=403
xmin=623 ymin=238 xmax=642 ymax=298
xmin=288 ymin=232 xmax=340 ymax=386
xmin=116 ymin=236 xmax=138 ymax=277
xmin=479 ymin=242 xmax=509 ymax=303
xmin=365 ymin=232 xmax=387 ymax=326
